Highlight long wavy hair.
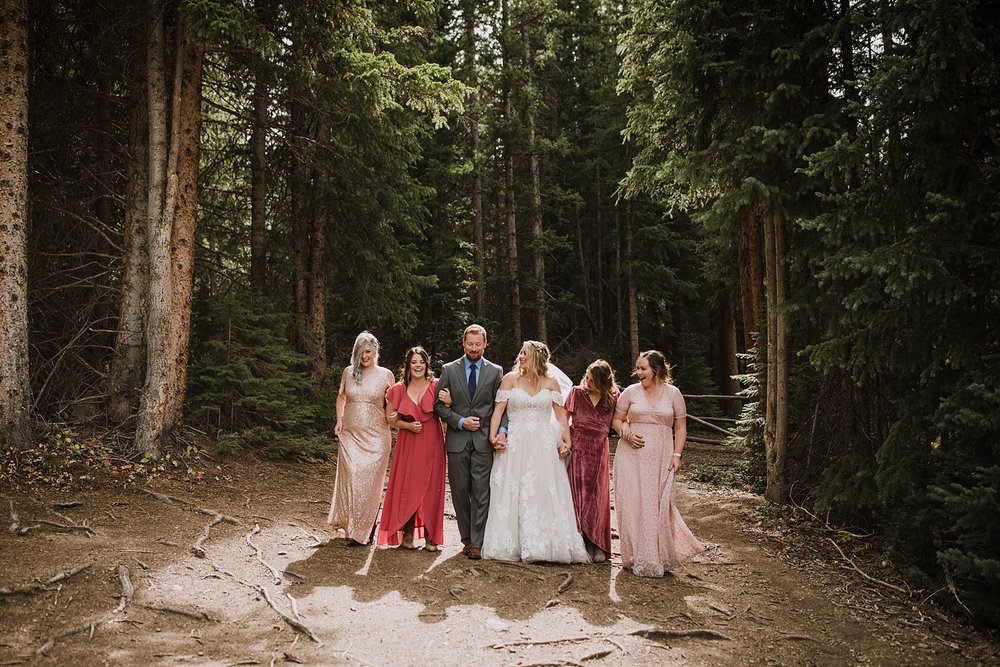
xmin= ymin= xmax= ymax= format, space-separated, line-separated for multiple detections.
xmin=350 ymin=330 xmax=381 ymax=384
xmin=399 ymin=346 xmax=434 ymax=386
xmin=518 ymin=340 xmax=550 ymax=380
xmin=634 ymin=349 xmax=673 ymax=384
xmin=583 ymin=359 xmax=619 ymax=411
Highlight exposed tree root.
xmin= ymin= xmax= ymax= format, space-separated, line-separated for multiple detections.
xmin=138 ymin=604 xmax=215 ymax=621
xmin=0 ymin=564 xmax=90 ymax=597
xmin=139 ymin=488 xmax=238 ymax=558
xmin=209 ymin=564 xmax=322 ymax=644
xmin=556 ymin=571 xmax=573 ymax=593
xmin=113 ymin=565 xmax=133 ymax=614
xmin=191 ymin=514 xmax=225 ymax=558
xmin=245 ymin=524 xmax=283 ymax=584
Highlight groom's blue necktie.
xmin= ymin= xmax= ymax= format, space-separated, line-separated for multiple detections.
xmin=468 ymin=362 xmax=478 ymax=399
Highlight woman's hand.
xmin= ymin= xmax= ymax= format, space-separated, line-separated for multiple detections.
xmin=438 ymin=387 xmax=452 ymax=406
xmin=334 ymin=420 xmax=344 ymax=437
xmin=668 ymin=452 xmax=682 ymax=472
xmin=409 ymin=420 xmax=423 ymax=434
xmin=620 ymin=423 xmax=644 ymax=448
xmin=557 ymin=436 xmax=572 ymax=459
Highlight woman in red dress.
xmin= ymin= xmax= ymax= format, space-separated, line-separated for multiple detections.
xmin=377 ymin=346 xmax=446 ymax=551
xmin=565 ymin=359 xmax=619 ymax=563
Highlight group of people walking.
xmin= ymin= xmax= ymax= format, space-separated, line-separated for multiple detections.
xmin=326 ymin=324 xmax=702 ymax=577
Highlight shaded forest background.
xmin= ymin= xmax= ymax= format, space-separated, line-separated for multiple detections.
xmin=0 ymin=0 xmax=997 ymax=627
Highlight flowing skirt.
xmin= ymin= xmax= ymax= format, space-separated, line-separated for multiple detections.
xmin=328 ymin=402 xmax=391 ymax=543
xmin=377 ymin=421 xmax=446 ymax=546
xmin=483 ymin=418 xmax=589 ymax=563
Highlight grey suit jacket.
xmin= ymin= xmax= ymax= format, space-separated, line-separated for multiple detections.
xmin=434 ymin=356 xmax=505 ymax=453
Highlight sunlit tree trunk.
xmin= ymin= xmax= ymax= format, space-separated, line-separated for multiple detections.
xmin=0 ymin=0 xmax=32 ymax=448
xmin=163 ymin=19 xmax=204 ymax=427
xmin=523 ymin=26 xmax=546 ymax=341
xmin=108 ymin=65 xmax=149 ymax=423
xmin=289 ymin=100 xmax=310 ymax=352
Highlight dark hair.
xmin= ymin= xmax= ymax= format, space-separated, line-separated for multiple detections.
xmin=584 ymin=359 xmax=619 ymax=411
xmin=400 ymin=346 xmax=434 ymax=386
xmin=635 ymin=350 xmax=672 ymax=384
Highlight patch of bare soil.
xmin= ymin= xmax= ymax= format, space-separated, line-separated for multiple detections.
xmin=1 ymin=443 xmax=997 ymax=666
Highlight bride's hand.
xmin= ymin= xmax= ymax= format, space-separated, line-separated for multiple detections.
xmin=557 ymin=439 xmax=571 ymax=459
xmin=438 ymin=388 xmax=452 ymax=406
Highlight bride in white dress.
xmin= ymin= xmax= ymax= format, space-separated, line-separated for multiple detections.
xmin=482 ymin=341 xmax=590 ymax=563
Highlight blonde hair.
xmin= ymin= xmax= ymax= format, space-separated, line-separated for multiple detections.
xmin=518 ymin=340 xmax=550 ymax=380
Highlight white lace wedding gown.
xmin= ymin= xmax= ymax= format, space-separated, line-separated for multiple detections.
xmin=482 ymin=388 xmax=590 ymax=563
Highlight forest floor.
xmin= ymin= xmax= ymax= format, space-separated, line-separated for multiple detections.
xmin=1 ymin=437 xmax=997 ymax=667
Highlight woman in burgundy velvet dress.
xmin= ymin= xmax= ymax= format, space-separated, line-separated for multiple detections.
xmin=565 ymin=359 xmax=619 ymax=563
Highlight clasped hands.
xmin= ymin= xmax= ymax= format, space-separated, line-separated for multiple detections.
xmin=619 ymin=423 xmax=645 ymax=449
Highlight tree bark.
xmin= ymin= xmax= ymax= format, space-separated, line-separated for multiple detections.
xmin=523 ymin=26 xmax=546 ymax=341
xmin=0 ymin=0 xmax=33 ymax=448
xmin=719 ymin=291 xmax=741 ymax=417
xmin=108 ymin=61 xmax=150 ymax=423
xmin=625 ymin=200 xmax=639 ymax=361
xmin=462 ymin=0 xmax=485 ymax=319
xmin=763 ymin=205 xmax=787 ymax=503
xmin=289 ymin=100 xmax=310 ymax=352
xmin=737 ymin=210 xmax=764 ymax=350
xmin=594 ymin=165 xmax=605 ymax=339
xmin=135 ymin=0 xmax=171 ymax=456
xmin=501 ymin=0 xmax=521 ymax=342
xmin=163 ymin=19 xmax=204 ymax=427
xmin=250 ymin=59 xmax=268 ymax=294
xmin=307 ymin=120 xmax=329 ymax=386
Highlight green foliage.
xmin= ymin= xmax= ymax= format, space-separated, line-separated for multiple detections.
xmin=187 ymin=295 xmax=336 ymax=459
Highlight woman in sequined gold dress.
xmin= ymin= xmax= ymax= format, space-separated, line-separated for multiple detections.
xmin=377 ymin=346 xmax=446 ymax=551
xmin=565 ymin=360 xmax=619 ymax=563
xmin=611 ymin=350 xmax=703 ymax=576
xmin=328 ymin=331 xmax=395 ymax=545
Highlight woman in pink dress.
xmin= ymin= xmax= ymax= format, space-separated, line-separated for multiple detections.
xmin=377 ymin=346 xmax=446 ymax=551
xmin=328 ymin=331 xmax=395 ymax=545
xmin=565 ymin=360 xmax=619 ymax=563
xmin=611 ymin=350 xmax=703 ymax=576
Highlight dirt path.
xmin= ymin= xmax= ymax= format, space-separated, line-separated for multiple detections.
xmin=1 ymin=451 xmax=996 ymax=666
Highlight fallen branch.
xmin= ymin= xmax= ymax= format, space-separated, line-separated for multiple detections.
xmin=826 ymin=538 xmax=908 ymax=595
xmin=557 ymin=572 xmax=574 ymax=594
xmin=209 ymin=564 xmax=322 ymax=644
xmin=113 ymin=565 xmax=133 ymax=614
xmin=0 ymin=564 xmax=90 ymax=597
xmin=246 ymin=524 xmax=283 ymax=585
xmin=17 ymin=519 xmax=94 ymax=538
xmin=285 ymin=593 xmax=302 ymax=622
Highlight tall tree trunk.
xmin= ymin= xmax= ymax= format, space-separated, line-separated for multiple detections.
xmin=250 ymin=59 xmax=268 ymax=294
xmin=307 ymin=120 xmax=329 ymax=386
xmin=523 ymin=27 xmax=545 ymax=341
xmin=737 ymin=210 xmax=764 ymax=349
xmin=289 ymin=100 xmax=310 ymax=351
xmin=763 ymin=205 xmax=788 ymax=503
xmin=594 ymin=165 xmax=605 ymax=338
xmin=501 ymin=0 xmax=521 ymax=342
xmin=719 ymin=291 xmax=741 ymax=416
xmin=108 ymin=63 xmax=150 ymax=423
xmin=462 ymin=0 xmax=485 ymax=318
xmin=135 ymin=0 xmax=171 ymax=456
xmin=573 ymin=200 xmax=592 ymax=327
xmin=164 ymin=19 xmax=204 ymax=428
xmin=625 ymin=200 xmax=639 ymax=361
xmin=614 ymin=204 xmax=624 ymax=347
xmin=773 ymin=208 xmax=789 ymax=501
xmin=0 ymin=0 xmax=32 ymax=448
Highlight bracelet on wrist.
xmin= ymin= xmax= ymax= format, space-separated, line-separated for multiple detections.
xmin=672 ymin=453 xmax=682 ymax=458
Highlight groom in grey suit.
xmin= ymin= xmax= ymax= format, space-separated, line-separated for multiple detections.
xmin=434 ymin=324 xmax=506 ymax=560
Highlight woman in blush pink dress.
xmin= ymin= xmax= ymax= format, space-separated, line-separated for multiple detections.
xmin=377 ymin=346 xmax=446 ymax=551
xmin=328 ymin=331 xmax=395 ymax=545
xmin=611 ymin=350 xmax=703 ymax=576
xmin=565 ymin=360 xmax=619 ymax=563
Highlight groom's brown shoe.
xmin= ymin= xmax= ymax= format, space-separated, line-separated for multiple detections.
xmin=466 ymin=546 xmax=482 ymax=560
xmin=462 ymin=543 xmax=473 ymax=556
